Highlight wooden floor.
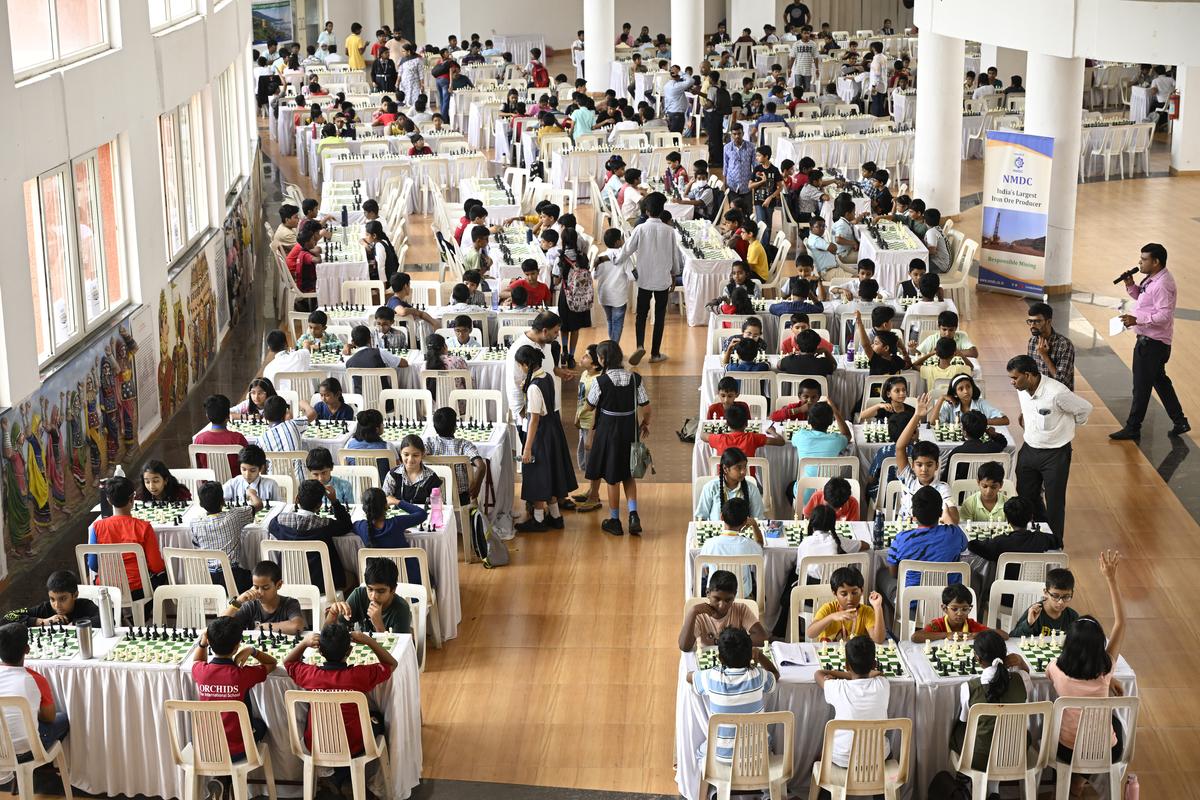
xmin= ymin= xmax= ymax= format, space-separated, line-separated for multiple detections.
xmin=98 ymin=119 xmax=1195 ymax=800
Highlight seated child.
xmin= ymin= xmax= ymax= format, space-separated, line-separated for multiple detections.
xmin=326 ymin=557 xmax=414 ymax=634
xmin=677 ymin=569 xmax=767 ymax=651
xmin=884 ymin=486 xmax=969 ymax=594
xmin=897 ymin=258 xmax=928 ymax=298
xmin=296 ymin=309 xmax=341 ymax=350
xmin=808 ymin=567 xmax=885 ymax=643
xmin=87 ymin=476 xmax=166 ymax=599
xmin=768 ymin=277 xmax=825 ymax=316
xmin=860 ymin=375 xmax=911 ymax=424
xmin=220 ymin=560 xmax=307 ymax=634
xmin=780 ymin=313 xmax=833 ymax=356
xmin=914 ymin=310 xmax=978 ymax=358
xmin=192 ymin=617 xmax=275 ymax=760
xmin=967 ymin=496 xmax=1058 ymax=573
xmin=941 ymin=410 xmax=1008 ymax=482
xmin=694 ymin=448 xmax=765 ymax=521
xmin=8 ymin=570 xmax=100 ymax=628
xmin=719 ymin=317 xmax=768 ymax=361
xmin=894 ymin=398 xmax=958 ymax=522
xmin=192 ymin=394 xmax=249 ymax=475
xmin=191 ymin=480 xmax=263 ymax=592
xmin=698 ymin=497 xmax=764 ymax=597
xmin=948 ymin=630 xmax=1032 ymax=770
xmin=382 ymin=435 xmax=444 ymax=505
xmin=705 ymin=376 xmax=751 ymax=420
xmin=306 ymin=447 xmax=355 ymax=505
xmin=700 ymin=403 xmax=785 ymax=459
xmin=451 ymin=314 xmax=483 ymax=346
xmin=911 ymin=583 xmax=998 ymax=642
xmin=688 ymin=627 xmax=778 ymax=761
xmin=769 ymin=378 xmax=823 ymax=422
xmin=958 ymin=461 xmax=1009 ymax=523
xmin=223 ymin=445 xmax=280 ymax=502
xmin=832 ymin=259 xmax=885 ymax=301
xmin=304 ymin=378 xmax=355 ymax=422
xmin=0 ymin=623 xmax=69 ymax=757
xmin=1009 ymin=566 xmax=1080 ymax=638
xmin=914 ymin=336 xmax=973 ymax=391
xmin=801 ymin=476 xmax=860 ymax=521
xmin=778 ymin=329 xmax=835 ymax=376
xmin=853 ymin=308 xmax=908 ymax=376
xmin=814 ymin=635 xmax=891 ymax=767
xmin=424 ymin=407 xmax=487 ymax=506
xmin=724 ymin=337 xmax=771 ymax=372
xmin=352 ymin=487 xmax=428 ymax=557
xmin=267 ymin=480 xmax=352 ymax=591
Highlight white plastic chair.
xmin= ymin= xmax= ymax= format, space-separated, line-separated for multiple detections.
xmin=284 ymin=690 xmax=392 ymax=800
xmin=772 ymin=373 xmax=829 ymax=404
xmin=694 ymin=554 xmax=765 ymax=613
xmin=378 ymin=388 xmax=434 ymax=419
xmin=395 ymin=582 xmax=430 ymax=671
xmin=346 ymin=368 xmax=396 ymax=413
xmin=996 ymin=552 xmax=1069 ymax=583
xmin=705 ymin=455 xmax=774 ymax=517
xmin=270 ymin=473 xmax=297 ymax=505
xmin=738 ymin=394 xmax=769 ymax=420
xmin=278 ymin=584 xmax=325 ymax=632
xmin=698 ymin=711 xmax=793 ymax=800
xmin=189 ymin=444 xmax=243 ymax=485
xmin=792 ymin=477 xmax=863 ymax=516
xmin=986 ymin=579 xmax=1045 ymax=632
xmin=0 ymin=696 xmax=74 ymax=800
xmin=949 ymin=478 xmax=1016 ymax=507
xmin=162 ymin=547 xmax=236 ymax=604
xmin=357 ymin=547 xmax=443 ymax=649
xmin=447 ymin=389 xmax=502 ymax=423
xmin=796 ymin=456 xmax=860 ymax=486
xmin=166 ymin=699 xmax=278 ymax=800
xmin=274 ymin=370 xmax=327 ymax=400
xmin=340 ymin=280 xmax=387 ymax=306
xmin=808 ymin=717 xmax=912 ymax=800
xmin=76 ymin=543 xmax=152 ymax=626
xmin=788 ymin=583 xmax=836 ymax=643
xmin=172 ymin=468 xmax=216 ymax=499
xmin=260 ymin=540 xmax=340 ymax=604
xmin=422 ymin=369 xmax=473 ymax=408
xmin=897 ymin=583 xmax=976 ymax=640
xmin=151 ymin=584 xmax=228 ymax=629
xmin=947 ymin=452 xmax=1013 ymax=484
xmin=331 ymin=465 xmax=381 ymax=502
xmin=1048 ymin=696 xmax=1139 ymax=800
xmin=896 ymin=559 xmax=971 ymax=590
xmin=797 ymin=552 xmax=872 ymax=589
xmin=950 ymin=701 xmax=1052 ymax=800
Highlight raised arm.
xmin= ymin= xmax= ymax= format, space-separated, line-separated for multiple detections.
xmin=1100 ymin=549 xmax=1125 ymax=662
xmin=854 ymin=310 xmax=871 ymax=352
xmin=894 ymin=393 xmax=929 ymax=472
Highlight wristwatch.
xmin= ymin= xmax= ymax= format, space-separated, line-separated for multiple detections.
xmin=228 ymin=599 xmax=242 ymax=609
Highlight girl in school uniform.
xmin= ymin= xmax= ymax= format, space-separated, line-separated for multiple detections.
xmin=949 ymin=630 xmax=1032 ymax=770
xmin=352 ymin=487 xmax=428 ymax=578
xmin=584 ymin=340 xmax=651 ymax=537
xmin=514 ymin=346 xmax=577 ymax=532
xmin=382 ymin=435 xmax=443 ymax=505
xmin=304 ymin=377 xmax=355 ymax=422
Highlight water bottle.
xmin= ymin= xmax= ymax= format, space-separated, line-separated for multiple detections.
xmin=76 ymin=620 xmax=94 ymax=660
xmin=846 ymin=343 xmax=855 ymax=364
xmin=430 ymin=488 xmax=444 ymax=528
xmin=1125 ymin=774 xmax=1139 ymax=800
xmin=873 ymin=509 xmax=885 ymax=550
xmin=98 ymin=590 xmax=115 ymax=638
xmin=491 ymin=286 xmax=499 ymax=311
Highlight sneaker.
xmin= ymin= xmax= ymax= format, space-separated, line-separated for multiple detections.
xmin=546 ymin=514 xmax=565 ymax=529
xmin=1108 ymin=428 xmax=1141 ymax=441
xmin=574 ymin=498 xmax=603 ymax=512
xmin=562 ymin=353 xmax=576 ymax=369
xmin=628 ymin=511 xmax=643 ymax=535
xmin=601 ymin=518 xmax=625 ymax=536
xmin=1169 ymin=420 xmax=1192 ymax=437
xmin=629 ymin=348 xmax=646 ymax=365
xmin=649 ymin=353 xmax=669 ymax=363
xmin=515 ymin=517 xmax=549 ymax=532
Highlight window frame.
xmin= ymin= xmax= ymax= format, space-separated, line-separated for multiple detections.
xmin=10 ymin=0 xmax=113 ymax=82
xmin=149 ymin=0 xmax=200 ymax=33
xmin=26 ymin=142 xmax=130 ymax=367
xmin=217 ymin=62 xmax=248 ymax=194
xmin=158 ymin=93 xmax=211 ymax=261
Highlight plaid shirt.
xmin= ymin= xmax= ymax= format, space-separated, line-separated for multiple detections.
xmin=1027 ymin=330 xmax=1075 ymax=391
xmin=723 ymin=140 xmax=755 ymax=193
xmin=191 ymin=505 xmax=255 ymax=569
xmin=423 ymin=435 xmax=482 ymax=497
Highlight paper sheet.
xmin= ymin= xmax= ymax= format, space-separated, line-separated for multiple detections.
xmin=1109 ymin=316 xmax=1127 ymax=336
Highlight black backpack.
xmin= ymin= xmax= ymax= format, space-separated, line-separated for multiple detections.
xmin=927 ymin=771 xmax=971 ymax=800
xmin=380 ymin=238 xmax=399 ymax=279
xmin=714 ymin=87 xmax=733 ymax=117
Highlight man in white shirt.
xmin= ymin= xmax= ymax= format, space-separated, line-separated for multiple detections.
xmin=1008 ymin=354 xmax=1092 ymax=545
xmin=261 ymin=329 xmax=312 ymax=392
xmin=789 ymin=27 xmax=819 ymax=93
xmin=1149 ymin=65 xmax=1175 ymax=124
xmin=571 ymin=30 xmax=586 ymax=79
xmin=611 ymin=193 xmax=684 ymax=364
xmin=317 ymin=21 xmax=336 ymax=49
xmin=972 ymin=76 xmax=996 ymax=101
xmin=867 ymin=41 xmax=888 ymax=116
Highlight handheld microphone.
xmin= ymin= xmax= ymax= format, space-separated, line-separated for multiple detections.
xmin=1113 ymin=266 xmax=1139 ymax=285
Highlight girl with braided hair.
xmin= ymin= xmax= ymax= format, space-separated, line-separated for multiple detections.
xmin=693 ymin=447 xmax=764 ymax=521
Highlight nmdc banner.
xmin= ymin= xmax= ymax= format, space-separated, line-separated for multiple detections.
xmin=979 ymin=130 xmax=1054 ymax=297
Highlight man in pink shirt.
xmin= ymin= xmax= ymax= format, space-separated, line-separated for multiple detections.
xmin=1110 ymin=242 xmax=1190 ymax=440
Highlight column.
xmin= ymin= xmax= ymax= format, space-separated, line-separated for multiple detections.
xmin=583 ymin=0 xmax=615 ymax=92
xmin=729 ymin=0 xmax=774 ymax=42
xmin=912 ymin=28 xmax=964 ymax=215
xmin=671 ymin=0 xmax=704 ymax=73
xmin=1023 ymin=53 xmax=1085 ymax=292
xmin=1170 ymin=66 xmax=1200 ymax=175
xmin=979 ymin=44 xmax=1026 ymax=85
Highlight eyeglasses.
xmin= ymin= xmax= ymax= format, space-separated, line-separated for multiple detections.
xmin=1025 ymin=318 xmax=1045 ymax=325
xmin=1046 ymin=592 xmax=1073 ymax=602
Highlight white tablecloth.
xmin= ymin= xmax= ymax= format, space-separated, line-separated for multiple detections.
xmin=683 ymin=256 xmax=736 ymax=327
xmin=856 ymin=225 xmax=927 ymax=297
xmin=493 ymin=34 xmax=545 ymax=69
xmin=891 ymin=92 xmax=916 ymax=125
xmin=699 ymin=354 xmax=857 ymax=420
xmin=31 ymin=631 xmax=422 ymax=799
xmin=1128 ymin=85 xmax=1152 ymax=122
xmin=316 ymin=260 xmax=371 ymax=305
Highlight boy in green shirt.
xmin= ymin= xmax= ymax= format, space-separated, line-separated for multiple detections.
xmin=1009 ymin=567 xmax=1079 ymax=637
xmin=326 ymin=558 xmax=412 ymax=634
xmin=959 ymin=461 xmax=1008 ymax=522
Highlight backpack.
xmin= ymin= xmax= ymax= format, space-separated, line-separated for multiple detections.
xmin=927 ymin=771 xmax=971 ymax=800
xmin=470 ymin=507 xmax=508 ymax=567
xmin=380 ymin=238 xmax=399 ymax=279
xmin=529 ymin=61 xmax=550 ymax=88
xmin=676 ymin=418 xmax=698 ymax=443
xmin=714 ymin=87 xmax=733 ymax=117
xmin=563 ymin=263 xmax=594 ymax=313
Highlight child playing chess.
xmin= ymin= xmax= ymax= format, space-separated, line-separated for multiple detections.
xmin=7 ymin=570 xmax=100 ymax=628
xmin=958 ymin=461 xmax=1010 ymax=523
xmin=1009 ymin=566 xmax=1082 ymax=638
xmin=302 ymin=377 xmax=355 ymax=422
xmin=884 ymin=486 xmax=968 ymax=600
xmin=687 ymin=627 xmax=778 ymax=762
xmin=0 ymin=623 xmax=70 ymax=759
xmin=912 ymin=584 xmax=1000 ymax=642
xmin=894 ymin=395 xmax=958 ymax=523
xmin=267 ymin=480 xmax=352 ymax=592
xmin=723 ymin=338 xmax=771 ymax=372
xmin=193 ymin=394 xmax=249 ymax=475
xmin=136 ymin=460 xmax=192 ymax=503
xmin=191 ymin=617 xmax=275 ymax=774
xmin=780 ymin=313 xmax=834 ymax=356
xmin=913 ymin=336 xmax=973 ymax=391
xmin=694 ymin=448 xmax=765 ymax=521
xmin=451 ymin=314 xmax=483 ymax=347
xmin=258 ymin=396 xmax=306 ymax=482
xmin=87 ymin=476 xmax=166 ymax=600
xmin=941 ymin=411 xmax=1008 ymax=483
xmin=719 ymin=318 xmax=768 ymax=363
xmin=699 ymin=403 xmax=786 ymax=460
xmin=325 ymin=557 xmax=413 ymax=634
xmin=306 ymin=447 xmax=354 ymax=505
xmin=296 ymin=309 xmax=341 ymax=350
xmin=678 ymin=569 xmax=767 ymax=651
xmin=223 ymin=445 xmax=281 ymax=503
xmin=232 ymin=378 xmax=277 ymax=419
xmin=800 ymin=477 xmax=861 ymax=522
xmin=284 ymin=622 xmax=397 ymax=796
xmin=191 ymin=481 xmax=262 ymax=592
xmin=948 ymin=630 xmax=1032 ymax=770
xmin=814 ymin=635 xmax=890 ymax=768
xmin=768 ymin=378 xmax=823 ymax=423
xmin=913 ymin=310 xmax=979 ymax=359
xmin=221 ymin=561 xmax=307 ymax=634
xmin=966 ymin=496 xmax=1058 ymax=574
xmin=353 ymin=487 xmax=428 ymax=554
xmin=698 ymin=498 xmax=764 ymax=596
xmin=706 ymin=377 xmax=751 ymax=421
xmin=808 ymin=567 xmax=885 ymax=643
xmin=425 ymin=407 xmax=487 ymax=507
xmin=382 ymin=435 xmax=444 ymax=505
xmin=860 ymin=375 xmax=912 ymax=424
xmin=853 ymin=309 xmax=909 ymax=376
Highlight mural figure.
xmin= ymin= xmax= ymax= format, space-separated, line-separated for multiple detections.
xmin=66 ymin=386 xmax=86 ymax=488
xmin=20 ymin=403 xmax=51 ymax=532
xmin=113 ymin=328 xmax=138 ymax=444
xmin=41 ymin=396 xmax=66 ymax=509
xmin=98 ymin=354 xmax=119 ymax=465
xmin=171 ymin=292 xmax=190 ymax=408
xmin=84 ymin=371 xmax=104 ymax=476
xmin=157 ymin=290 xmax=175 ymax=420
xmin=1 ymin=418 xmax=32 ymax=559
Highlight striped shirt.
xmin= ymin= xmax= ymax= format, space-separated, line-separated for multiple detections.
xmin=422 ymin=435 xmax=482 ymax=499
xmin=692 ymin=666 xmax=776 ymax=761
xmin=223 ymin=475 xmax=280 ymax=503
xmin=191 ymin=505 xmax=256 ymax=569
xmin=260 ymin=420 xmax=307 ymax=482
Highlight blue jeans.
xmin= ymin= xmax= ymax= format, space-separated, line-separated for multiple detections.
xmin=436 ymin=78 xmax=451 ymax=118
xmin=754 ymin=204 xmax=775 ymax=244
xmin=603 ymin=305 xmax=626 ymax=342
xmin=16 ymin=712 xmax=69 ymax=761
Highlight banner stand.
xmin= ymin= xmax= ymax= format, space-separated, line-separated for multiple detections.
xmin=978 ymin=130 xmax=1055 ymax=299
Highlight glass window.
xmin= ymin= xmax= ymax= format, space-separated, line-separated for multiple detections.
xmin=158 ymin=93 xmax=209 ymax=260
xmin=149 ymin=0 xmax=197 ymax=31
xmin=159 ymin=113 xmax=182 ymax=254
xmin=217 ymin=63 xmax=246 ymax=192
xmin=72 ymin=142 xmax=124 ymax=323
xmin=7 ymin=0 xmax=109 ymax=79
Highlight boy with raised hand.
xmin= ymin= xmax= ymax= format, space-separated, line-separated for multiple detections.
xmin=284 ymin=622 xmax=397 ymax=795
xmin=1008 ymin=567 xmax=1080 ymax=638
xmin=191 ymin=480 xmax=262 ymax=593
xmin=894 ymin=393 xmax=958 ymax=523
xmin=911 ymin=583 xmax=999 ymax=642
xmin=7 ymin=570 xmax=100 ymax=628
xmin=191 ymin=617 xmax=274 ymax=779
xmin=0 ymin=623 xmax=69 ymax=762
xmin=814 ymin=635 xmax=891 ymax=768
xmin=678 ymin=569 xmax=768 ymax=651
xmin=326 ymin=557 xmax=413 ymax=635
xmin=221 ymin=560 xmax=307 ymax=635
xmin=306 ymin=447 xmax=355 ymax=505
xmin=223 ymin=444 xmax=281 ymax=503
xmin=808 ymin=567 xmax=885 ymax=643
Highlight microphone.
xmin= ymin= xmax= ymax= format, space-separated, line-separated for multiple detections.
xmin=1113 ymin=266 xmax=1139 ymax=285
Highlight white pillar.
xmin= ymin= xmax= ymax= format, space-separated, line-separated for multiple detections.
xmin=729 ymin=0 xmax=773 ymax=42
xmin=912 ymin=28 xmax=964 ymax=215
xmin=584 ymin=0 xmax=615 ymax=92
xmin=978 ymin=44 xmax=1026 ymax=85
xmin=1170 ymin=66 xmax=1200 ymax=174
xmin=671 ymin=0 xmax=704 ymax=73
xmin=1023 ymin=53 xmax=1085 ymax=292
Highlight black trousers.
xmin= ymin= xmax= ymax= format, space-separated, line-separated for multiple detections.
xmin=705 ymin=115 xmax=725 ymax=165
xmin=1016 ymin=443 xmax=1072 ymax=545
xmin=635 ymin=287 xmax=670 ymax=355
xmin=666 ymin=112 xmax=686 ymax=134
xmin=1126 ymin=335 xmax=1186 ymax=430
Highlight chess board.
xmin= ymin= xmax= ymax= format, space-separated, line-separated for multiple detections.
xmin=455 ymin=423 xmax=498 ymax=443
xmin=694 ymin=519 xmax=804 ymax=547
xmin=322 ymin=305 xmax=373 ymax=319
xmin=700 ymin=420 xmax=764 ymax=434
xmin=305 ymin=419 xmax=352 ymax=439
xmin=696 ymin=641 xmax=773 ymax=671
xmin=381 ymin=420 xmax=426 ymax=442
xmin=473 ymin=348 xmax=507 ymax=362
xmin=923 ymin=640 xmax=983 ymax=677
xmin=849 ymin=354 xmax=870 ymax=369
xmin=780 ymin=421 xmax=812 ymax=437
xmin=816 ymin=642 xmax=906 ymax=677
xmin=310 ymin=349 xmax=346 ymax=366
xmin=895 ymin=297 xmax=919 ymax=308
xmin=963 ymin=521 xmax=1014 ymax=541
xmin=229 ymin=420 xmax=271 ymax=439
xmin=27 ymin=627 xmax=81 ymax=660
xmin=132 ymin=501 xmax=192 ymax=526
xmin=103 ymin=628 xmax=200 ymax=664
xmin=930 ymin=421 xmax=966 ymax=443
xmin=1018 ymin=636 xmax=1064 ymax=672
xmin=861 ymin=423 xmax=889 ymax=443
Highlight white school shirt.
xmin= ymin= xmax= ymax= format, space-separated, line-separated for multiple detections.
xmin=263 ymin=348 xmax=313 ymax=392
xmin=823 ymin=677 xmax=891 ymax=767
xmin=504 ymin=333 xmax=560 ymax=427
xmin=594 ymin=246 xmax=634 ymax=307
xmin=972 ymin=84 xmax=996 ymax=100
xmin=0 ymin=666 xmax=43 ymax=754
xmin=1016 ymin=375 xmax=1092 ymax=450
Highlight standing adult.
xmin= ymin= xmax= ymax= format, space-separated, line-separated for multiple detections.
xmin=504 ymin=312 xmax=576 ymax=439
xmin=431 ymin=49 xmax=457 ymax=120
xmin=1007 ymin=355 xmax=1093 ymax=545
xmin=663 ymin=65 xmax=691 ymax=135
xmin=867 ymin=41 xmax=889 ymax=116
xmin=398 ymin=43 xmax=426 ymax=108
xmin=611 ymin=193 xmax=684 ymax=365
xmin=344 ymin=22 xmax=367 ymax=71
xmin=703 ymin=72 xmax=731 ymax=167
xmin=585 ymin=341 xmax=652 ymax=536
xmin=723 ymin=125 xmax=755 ymax=216
xmin=783 ymin=1 xmax=811 ymax=29
xmin=1025 ymin=302 xmax=1075 ymax=391
xmin=788 ymin=26 xmax=818 ymax=95
xmin=1110 ymin=243 xmax=1190 ymax=439
xmin=317 ymin=21 xmax=336 ymax=51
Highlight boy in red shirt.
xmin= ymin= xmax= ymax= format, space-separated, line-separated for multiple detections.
xmin=911 ymin=584 xmax=997 ymax=642
xmin=191 ymin=617 xmax=275 ymax=769
xmin=192 ymin=394 xmax=249 ymax=476
xmin=705 ymin=377 xmax=751 ymax=420
xmin=800 ymin=476 xmax=861 ymax=521
xmin=780 ymin=312 xmax=834 ymax=355
xmin=699 ymin=403 xmax=785 ymax=460
xmin=86 ymin=476 xmax=166 ymax=599
xmin=502 ymin=259 xmax=551 ymax=306
xmin=285 ymin=622 xmax=397 ymax=791
xmin=769 ymin=378 xmax=823 ymax=422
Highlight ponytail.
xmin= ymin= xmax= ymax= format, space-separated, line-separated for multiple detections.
xmin=717 ymin=447 xmax=749 ymax=511
xmin=973 ymin=630 xmax=1012 ymax=702
xmin=807 ymin=504 xmax=842 ymax=552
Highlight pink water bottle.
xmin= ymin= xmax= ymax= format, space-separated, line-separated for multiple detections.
xmin=1125 ymin=774 xmax=1139 ymax=800
xmin=430 ymin=488 xmax=444 ymax=528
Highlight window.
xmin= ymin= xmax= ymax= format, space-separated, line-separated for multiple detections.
xmin=7 ymin=0 xmax=110 ymax=79
xmin=24 ymin=141 xmax=128 ymax=365
xmin=159 ymin=93 xmax=210 ymax=259
xmin=149 ymin=0 xmax=198 ymax=31
xmin=217 ymin=62 xmax=248 ymax=192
